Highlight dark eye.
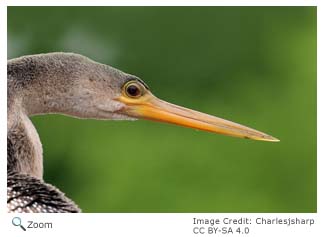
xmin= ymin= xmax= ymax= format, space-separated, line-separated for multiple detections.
xmin=124 ymin=81 xmax=143 ymax=98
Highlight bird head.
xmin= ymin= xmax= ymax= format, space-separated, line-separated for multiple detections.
xmin=27 ymin=53 xmax=278 ymax=142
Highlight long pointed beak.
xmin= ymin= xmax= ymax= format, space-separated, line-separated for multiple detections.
xmin=116 ymin=92 xmax=279 ymax=142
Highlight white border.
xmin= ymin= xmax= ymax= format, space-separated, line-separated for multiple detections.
xmin=4 ymin=0 xmax=319 ymax=6
xmin=0 ymin=0 xmax=7 ymax=224
xmin=318 ymin=3 xmax=323 ymax=215
xmin=2 ymin=1 xmax=323 ymax=236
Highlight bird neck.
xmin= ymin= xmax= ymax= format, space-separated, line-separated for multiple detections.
xmin=7 ymin=53 xmax=96 ymax=179
xmin=7 ymin=54 xmax=74 ymax=179
xmin=8 ymin=102 xmax=44 ymax=178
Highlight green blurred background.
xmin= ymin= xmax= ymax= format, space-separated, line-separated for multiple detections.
xmin=7 ymin=7 xmax=316 ymax=212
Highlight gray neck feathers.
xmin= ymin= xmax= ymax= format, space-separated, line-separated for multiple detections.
xmin=7 ymin=53 xmax=103 ymax=179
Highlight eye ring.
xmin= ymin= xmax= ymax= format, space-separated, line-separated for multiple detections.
xmin=123 ymin=81 xmax=144 ymax=98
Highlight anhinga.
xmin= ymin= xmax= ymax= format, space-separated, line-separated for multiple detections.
xmin=7 ymin=53 xmax=278 ymax=213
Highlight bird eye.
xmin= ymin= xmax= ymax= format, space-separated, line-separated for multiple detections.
xmin=124 ymin=81 xmax=144 ymax=98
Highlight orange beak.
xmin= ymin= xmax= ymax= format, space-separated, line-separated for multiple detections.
xmin=116 ymin=92 xmax=279 ymax=142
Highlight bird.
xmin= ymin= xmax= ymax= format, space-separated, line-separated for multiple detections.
xmin=7 ymin=52 xmax=279 ymax=213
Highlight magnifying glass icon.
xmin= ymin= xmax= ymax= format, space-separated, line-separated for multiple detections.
xmin=12 ymin=217 xmax=26 ymax=231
